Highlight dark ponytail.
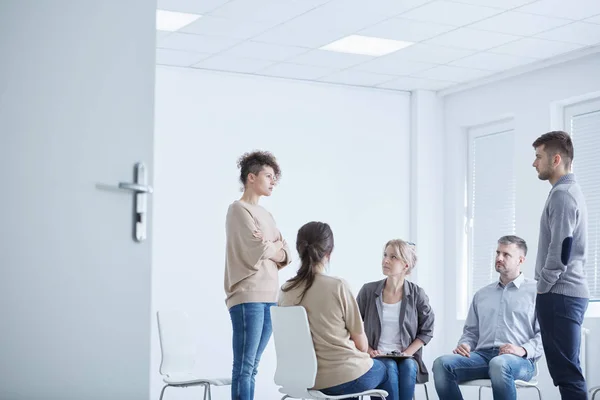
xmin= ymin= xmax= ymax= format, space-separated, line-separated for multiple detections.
xmin=281 ymin=222 xmax=334 ymax=303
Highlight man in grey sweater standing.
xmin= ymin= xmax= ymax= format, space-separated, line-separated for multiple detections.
xmin=532 ymin=131 xmax=589 ymax=399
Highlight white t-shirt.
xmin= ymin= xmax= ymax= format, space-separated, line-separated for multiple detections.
xmin=377 ymin=301 xmax=403 ymax=353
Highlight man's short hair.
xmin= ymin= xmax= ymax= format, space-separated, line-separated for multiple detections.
xmin=498 ymin=235 xmax=528 ymax=256
xmin=532 ymin=130 xmax=574 ymax=169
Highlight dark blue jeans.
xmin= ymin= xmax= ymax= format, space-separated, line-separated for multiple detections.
xmin=536 ymin=293 xmax=589 ymax=399
xmin=432 ymin=348 xmax=535 ymax=400
xmin=229 ymin=302 xmax=275 ymax=400
xmin=378 ymin=358 xmax=418 ymax=400
xmin=320 ymin=359 xmax=397 ymax=400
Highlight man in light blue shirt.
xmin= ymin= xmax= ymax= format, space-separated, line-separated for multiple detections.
xmin=433 ymin=236 xmax=543 ymax=400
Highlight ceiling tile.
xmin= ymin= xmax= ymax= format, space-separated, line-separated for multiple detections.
xmin=449 ymin=51 xmax=538 ymax=70
xmin=208 ymin=0 xmax=330 ymax=23
xmin=441 ymin=0 xmax=536 ymax=9
xmin=179 ymin=16 xmax=277 ymax=39
xmin=340 ymin=0 xmax=435 ymax=15
xmin=285 ymin=1 xmax=392 ymax=35
xmin=378 ymin=76 xmax=457 ymax=90
xmin=192 ymin=55 xmax=275 ymax=73
xmin=282 ymin=0 xmax=434 ymax=35
xmin=157 ymin=0 xmax=229 ymax=14
xmin=489 ymin=37 xmax=585 ymax=58
xmin=358 ymin=17 xmax=456 ymax=42
xmin=158 ymin=32 xmax=241 ymax=53
xmin=397 ymin=1 xmax=503 ymax=26
xmin=513 ymin=0 xmax=600 ymax=20
xmin=384 ymin=43 xmax=476 ymax=64
xmin=206 ymin=0 xmax=280 ymax=20
xmin=251 ymin=22 xmax=346 ymax=48
xmin=424 ymin=28 xmax=520 ymax=50
xmin=585 ymin=14 xmax=600 ymax=24
xmin=156 ymin=48 xmax=211 ymax=67
xmin=535 ymin=22 xmax=600 ymax=46
xmin=469 ymin=11 xmax=571 ymax=36
xmin=318 ymin=70 xmax=398 ymax=86
xmin=355 ymin=57 xmax=437 ymax=75
xmin=412 ymin=65 xmax=492 ymax=82
xmin=219 ymin=41 xmax=309 ymax=62
xmin=286 ymin=50 xmax=374 ymax=69
xmin=257 ymin=63 xmax=337 ymax=80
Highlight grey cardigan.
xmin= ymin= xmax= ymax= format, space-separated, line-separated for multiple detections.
xmin=356 ymin=279 xmax=434 ymax=383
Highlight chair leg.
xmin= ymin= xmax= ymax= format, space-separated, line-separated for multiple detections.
xmin=202 ymin=383 xmax=208 ymax=400
xmin=424 ymin=383 xmax=430 ymax=400
xmin=207 ymin=384 xmax=212 ymax=400
xmin=591 ymin=387 xmax=600 ymax=400
xmin=478 ymin=386 xmax=483 ymax=400
xmin=158 ymin=385 xmax=169 ymax=400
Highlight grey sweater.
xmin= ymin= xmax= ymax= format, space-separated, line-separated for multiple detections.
xmin=535 ymin=173 xmax=589 ymax=298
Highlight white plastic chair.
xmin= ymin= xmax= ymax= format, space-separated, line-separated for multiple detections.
xmin=270 ymin=306 xmax=388 ymax=400
xmin=156 ymin=310 xmax=231 ymax=400
xmin=459 ymin=361 xmax=542 ymax=400
xmin=583 ymin=327 xmax=600 ymax=400
xmin=414 ymin=382 xmax=430 ymax=400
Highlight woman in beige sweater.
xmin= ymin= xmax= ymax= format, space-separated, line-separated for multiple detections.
xmin=279 ymin=222 xmax=397 ymax=399
xmin=224 ymin=151 xmax=291 ymax=400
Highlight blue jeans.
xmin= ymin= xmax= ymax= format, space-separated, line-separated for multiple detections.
xmin=377 ymin=358 xmax=418 ymax=400
xmin=537 ymin=293 xmax=589 ymax=399
xmin=432 ymin=348 xmax=535 ymax=400
xmin=321 ymin=359 xmax=398 ymax=400
xmin=229 ymin=302 xmax=275 ymax=400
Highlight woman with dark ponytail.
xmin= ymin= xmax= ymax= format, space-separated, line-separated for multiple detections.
xmin=279 ymin=222 xmax=397 ymax=400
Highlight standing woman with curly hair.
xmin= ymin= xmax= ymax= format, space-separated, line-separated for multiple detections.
xmin=224 ymin=150 xmax=292 ymax=400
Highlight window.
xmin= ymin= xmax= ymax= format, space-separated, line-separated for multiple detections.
xmin=466 ymin=120 xmax=516 ymax=304
xmin=565 ymin=99 xmax=600 ymax=301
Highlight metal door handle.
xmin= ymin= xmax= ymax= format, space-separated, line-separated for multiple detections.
xmin=118 ymin=162 xmax=152 ymax=242
xmin=118 ymin=182 xmax=153 ymax=193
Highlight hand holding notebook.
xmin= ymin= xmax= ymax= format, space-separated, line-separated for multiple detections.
xmin=374 ymin=350 xmax=413 ymax=359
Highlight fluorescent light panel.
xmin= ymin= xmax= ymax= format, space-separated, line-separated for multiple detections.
xmin=320 ymin=35 xmax=414 ymax=56
xmin=156 ymin=9 xmax=201 ymax=32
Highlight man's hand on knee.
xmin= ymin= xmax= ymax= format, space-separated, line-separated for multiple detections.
xmin=499 ymin=343 xmax=526 ymax=357
xmin=453 ymin=343 xmax=471 ymax=358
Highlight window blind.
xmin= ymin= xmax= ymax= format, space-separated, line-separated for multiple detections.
xmin=467 ymin=124 xmax=516 ymax=300
xmin=567 ymin=100 xmax=600 ymax=300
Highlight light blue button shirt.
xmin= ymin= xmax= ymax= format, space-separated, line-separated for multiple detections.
xmin=459 ymin=273 xmax=543 ymax=360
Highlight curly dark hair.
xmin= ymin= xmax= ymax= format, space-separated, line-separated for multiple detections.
xmin=237 ymin=150 xmax=281 ymax=187
xmin=532 ymin=131 xmax=574 ymax=169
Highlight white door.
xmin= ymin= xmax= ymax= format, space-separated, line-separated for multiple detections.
xmin=0 ymin=2 xmax=156 ymax=399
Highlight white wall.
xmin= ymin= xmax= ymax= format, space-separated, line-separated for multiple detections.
xmin=443 ymin=53 xmax=600 ymax=399
xmin=409 ymin=91 xmax=446 ymax=394
xmin=152 ymin=66 xmax=412 ymax=400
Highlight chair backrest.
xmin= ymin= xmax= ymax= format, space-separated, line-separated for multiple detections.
xmin=532 ymin=361 xmax=540 ymax=379
xmin=156 ymin=310 xmax=197 ymax=376
xmin=270 ymin=306 xmax=318 ymax=397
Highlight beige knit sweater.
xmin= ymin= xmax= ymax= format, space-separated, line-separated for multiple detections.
xmin=224 ymin=200 xmax=291 ymax=309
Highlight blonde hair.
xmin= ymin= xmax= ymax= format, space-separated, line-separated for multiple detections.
xmin=384 ymin=239 xmax=417 ymax=272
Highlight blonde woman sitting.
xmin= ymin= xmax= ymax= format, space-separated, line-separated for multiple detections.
xmin=357 ymin=240 xmax=435 ymax=400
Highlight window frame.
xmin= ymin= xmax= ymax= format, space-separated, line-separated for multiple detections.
xmin=563 ymin=97 xmax=600 ymax=303
xmin=460 ymin=118 xmax=516 ymax=317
